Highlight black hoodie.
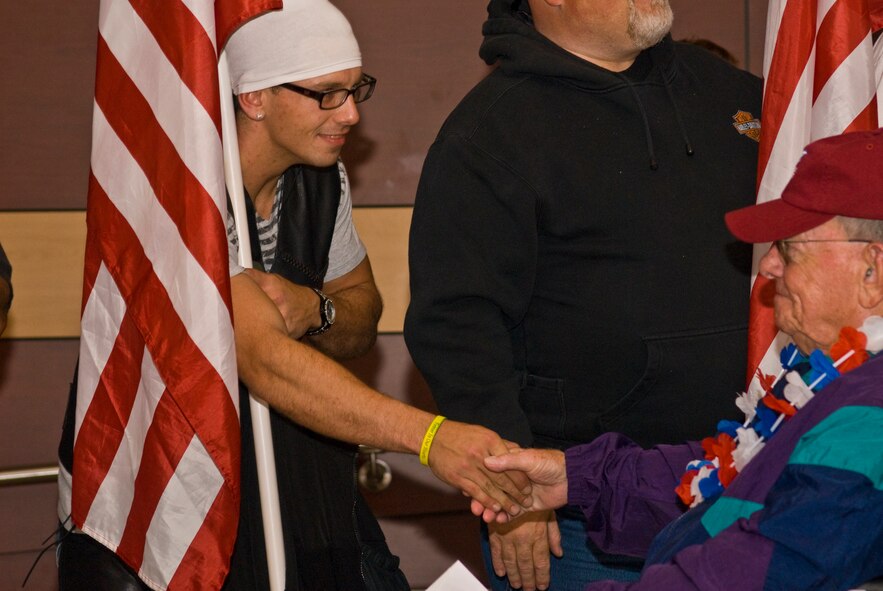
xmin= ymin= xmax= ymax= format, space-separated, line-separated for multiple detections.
xmin=405 ymin=0 xmax=762 ymax=449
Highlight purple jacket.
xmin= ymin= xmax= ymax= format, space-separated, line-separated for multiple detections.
xmin=565 ymin=354 xmax=883 ymax=590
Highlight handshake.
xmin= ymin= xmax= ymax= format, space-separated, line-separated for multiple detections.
xmin=422 ymin=417 xmax=567 ymax=523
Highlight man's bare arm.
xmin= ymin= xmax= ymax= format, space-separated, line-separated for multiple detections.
xmin=242 ymin=256 xmax=381 ymax=360
xmin=309 ymin=256 xmax=381 ymax=359
xmin=232 ymin=273 xmax=531 ymax=514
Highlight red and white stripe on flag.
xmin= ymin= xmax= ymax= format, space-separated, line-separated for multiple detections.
xmin=72 ymin=1 xmax=278 ymax=589
xmin=745 ymin=0 xmax=883 ymax=393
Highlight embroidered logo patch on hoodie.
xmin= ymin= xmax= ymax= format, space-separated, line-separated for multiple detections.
xmin=732 ymin=111 xmax=761 ymax=142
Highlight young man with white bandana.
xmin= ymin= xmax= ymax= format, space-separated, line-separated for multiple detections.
xmin=56 ymin=2 xmax=532 ymax=589
xmin=479 ymin=128 xmax=883 ymax=591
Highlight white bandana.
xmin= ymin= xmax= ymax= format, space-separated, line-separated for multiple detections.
xmin=225 ymin=0 xmax=361 ymax=95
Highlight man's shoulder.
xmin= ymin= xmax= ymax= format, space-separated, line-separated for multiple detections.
xmin=672 ymin=41 xmax=762 ymax=92
xmin=436 ymin=68 xmax=578 ymax=148
xmin=833 ymin=354 xmax=883 ymax=407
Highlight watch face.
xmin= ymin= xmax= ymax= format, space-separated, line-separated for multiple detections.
xmin=324 ymin=299 xmax=336 ymax=325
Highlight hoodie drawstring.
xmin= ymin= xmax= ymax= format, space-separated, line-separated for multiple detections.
xmin=661 ymin=73 xmax=695 ymax=157
xmin=651 ymin=49 xmax=694 ymax=158
xmin=618 ymin=75 xmax=659 ymax=170
xmin=617 ymin=51 xmax=695 ymax=170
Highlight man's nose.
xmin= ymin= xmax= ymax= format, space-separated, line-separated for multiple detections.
xmin=334 ymin=95 xmax=360 ymax=126
xmin=759 ymin=243 xmax=784 ymax=279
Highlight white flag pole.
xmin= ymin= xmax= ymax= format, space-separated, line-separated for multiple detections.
xmin=218 ymin=51 xmax=286 ymax=591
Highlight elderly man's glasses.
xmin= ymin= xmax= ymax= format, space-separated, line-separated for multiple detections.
xmin=773 ymin=238 xmax=872 ymax=264
xmin=278 ymin=74 xmax=376 ymax=110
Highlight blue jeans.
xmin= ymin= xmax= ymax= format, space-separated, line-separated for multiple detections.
xmin=480 ymin=511 xmax=643 ymax=590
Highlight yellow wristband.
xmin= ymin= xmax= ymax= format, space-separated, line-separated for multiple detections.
xmin=419 ymin=415 xmax=447 ymax=466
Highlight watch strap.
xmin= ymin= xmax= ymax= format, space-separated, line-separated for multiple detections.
xmin=305 ymin=288 xmax=333 ymax=335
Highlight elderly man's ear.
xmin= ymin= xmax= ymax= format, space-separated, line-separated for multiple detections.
xmin=859 ymin=243 xmax=883 ymax=309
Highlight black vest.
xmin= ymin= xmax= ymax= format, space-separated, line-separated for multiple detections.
xmin=225 ymin=164 xmax=407 ymax=591
xmin=248 ymin=164 xmax=340 ymax=284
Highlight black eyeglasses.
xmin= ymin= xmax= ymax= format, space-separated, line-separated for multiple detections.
xmin=773 ymin=238 xmax=872 ymax=264
xmin=277 ymin=74 xmax=376 ymax=110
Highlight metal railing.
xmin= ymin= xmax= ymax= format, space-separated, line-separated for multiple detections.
xmin=0 ymin=454 xmax=393 ymax=490
xmin=0 ymin=465 xmax=58 ymax=487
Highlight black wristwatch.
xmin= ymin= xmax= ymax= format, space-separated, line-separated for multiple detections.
xmin=305 ymin=288 xmax=335 ymax=335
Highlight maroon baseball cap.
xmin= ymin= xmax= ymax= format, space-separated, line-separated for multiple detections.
xmin=725 ymin=128 xmax=883 ymax=243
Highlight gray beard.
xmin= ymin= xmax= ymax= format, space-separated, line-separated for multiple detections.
xmin=628 ymin=0 xmax=674 ymax=50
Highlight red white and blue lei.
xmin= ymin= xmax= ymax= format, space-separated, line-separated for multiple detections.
xmin=676 ymin=316 xmax=883 ymax=508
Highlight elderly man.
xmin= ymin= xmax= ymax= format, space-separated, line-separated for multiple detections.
xmin=480 ymin=128 xmax=883 ymax=590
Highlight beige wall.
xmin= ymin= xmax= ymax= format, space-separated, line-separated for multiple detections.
xmin=0 ymin=1 xmax=767 ymax=588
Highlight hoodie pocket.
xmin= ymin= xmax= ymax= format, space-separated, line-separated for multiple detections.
xmin=519 ymin=373 xmax=567 ymax=441
xmin=597 ymin=325 xmax=747 ymax=446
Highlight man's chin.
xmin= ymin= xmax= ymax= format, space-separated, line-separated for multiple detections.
xmin=628 ymin=0 xmax=673 ymax=49
xmin=773 ymin=314 xmax=801 ymax=350
xmin=303 ymin=153 xmax=342 ymax=168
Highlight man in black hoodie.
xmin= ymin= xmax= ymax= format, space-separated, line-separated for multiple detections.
xmin=405 ymin=0 xmax=762 ymax=589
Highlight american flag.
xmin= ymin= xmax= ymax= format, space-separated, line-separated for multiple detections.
xmin=71 ymin=0 xmax=278 ymax=589
xmin=745 ymin=0 xmax=883 ymax=392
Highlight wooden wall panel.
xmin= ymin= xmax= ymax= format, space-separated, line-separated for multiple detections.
xmin=0 ymin=212 xmax=85 ymax=339
xmin=0 ymin=1 xmax=97 ymax=211
xmin=671 ymin=0 xmax=749 ymax=71
xmin=748 ymin=0 xmax=772 ymax=74
xmin=670 ymin=0 xmax=770 ymax=74
xmin=0 ymin=209 xmax=410 ymax=338
xmin=0 ymin=339 xmax=77 ymax=591
xmin=352 ymin=207 xmax=411 ymax=333
xmin=336 ymin=0 xmax=493 ymax=205
xmin=0 ymin=340 xmax=77 ymax=469
xmin=0 ymin=483 xmax=60 ymax=591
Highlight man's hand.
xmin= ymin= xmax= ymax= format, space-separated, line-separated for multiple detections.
xmin=426 ymin=420 xmax=533 ymax=517
xmin=489 ymin=511 xmax=562 ymax=591
xmin=481 ymin=449 xmax=569 ymax=590
xmin=242 ymin=268 xmax=320 ymax=338
xmin=472 ymin=449 xmax=569 ymax=522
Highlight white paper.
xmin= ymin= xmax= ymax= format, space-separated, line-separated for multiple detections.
xmin=426 ymin=560 xmax=488 ymax=591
